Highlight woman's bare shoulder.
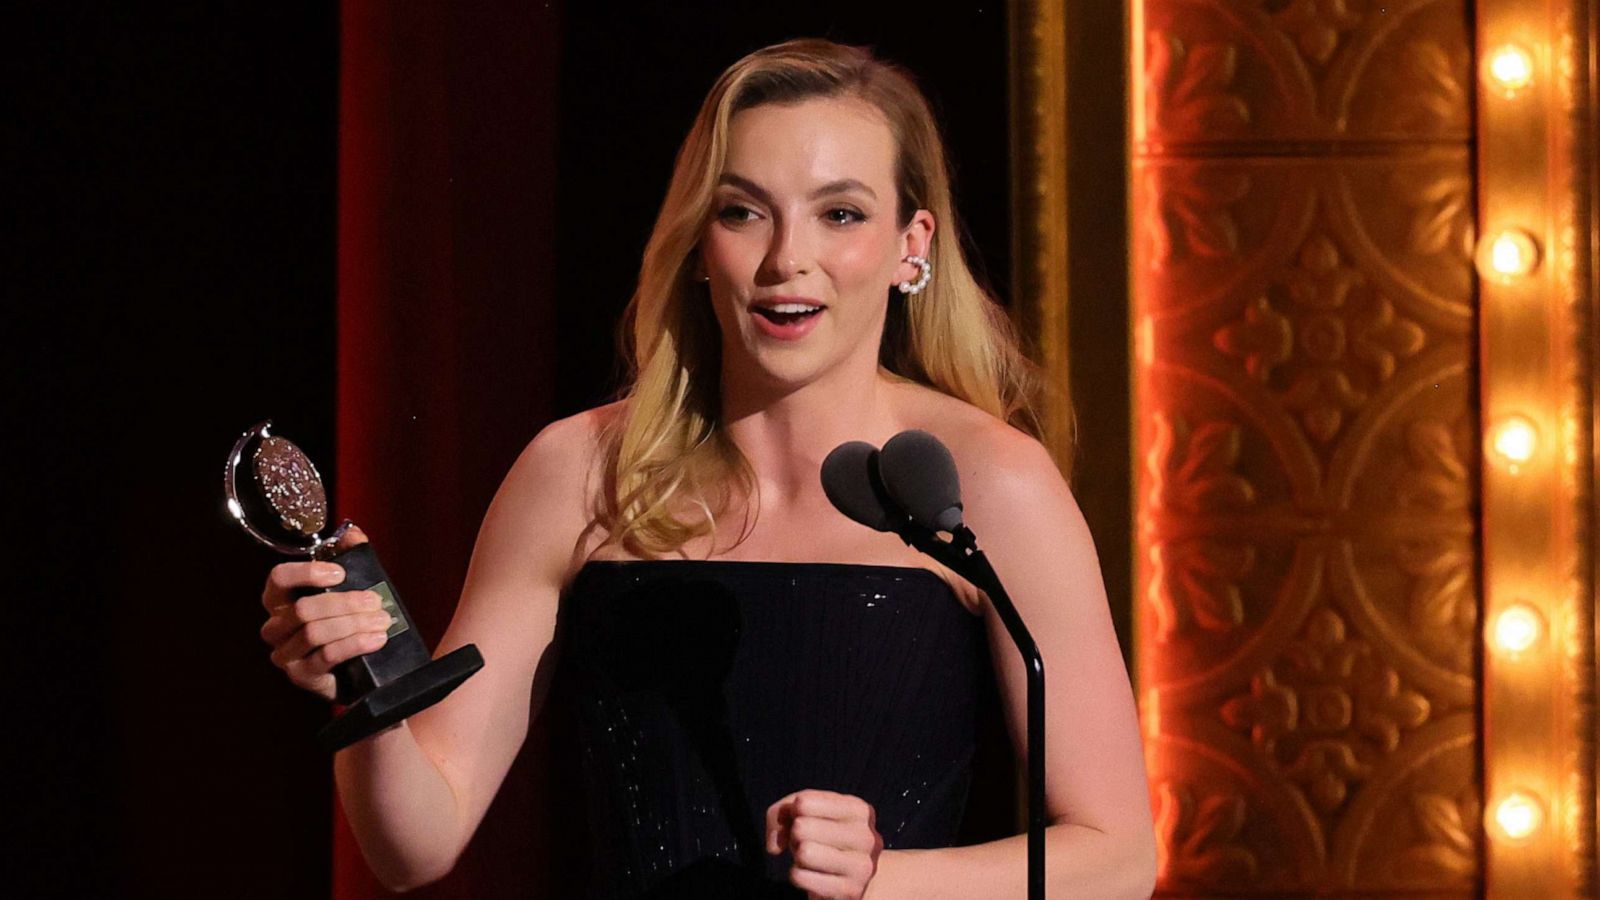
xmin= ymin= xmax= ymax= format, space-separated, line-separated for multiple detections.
xmin=494 ymin=401 xmax=625 ymax=581
xmin=520 ymin=400 xmax=623 ymax=463
xmin=892 ymin=382 xmax=1060 ymax=494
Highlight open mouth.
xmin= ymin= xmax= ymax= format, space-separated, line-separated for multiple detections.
xmin=752 ymin=306 xmax=823 ymax=326
xmin=748 ymin=301 xmax=825 ymax=340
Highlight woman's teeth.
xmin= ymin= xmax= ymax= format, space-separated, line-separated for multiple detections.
xmin=754 ymin=304 xmax=822 ymax=323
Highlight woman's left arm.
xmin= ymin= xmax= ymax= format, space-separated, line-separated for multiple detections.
xmin=868 ymin=429 xmax=1158 ymax=900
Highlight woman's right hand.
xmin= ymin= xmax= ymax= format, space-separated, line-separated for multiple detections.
xmin=259 ymin=526 xmax=394 ymax=702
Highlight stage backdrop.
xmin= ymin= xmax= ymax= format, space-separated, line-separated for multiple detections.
xmin=334 ymin=2 xmax=575 ymax=897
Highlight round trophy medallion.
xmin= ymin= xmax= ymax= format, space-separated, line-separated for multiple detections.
xmin=223 ymin=420 xmax=482 ymax=750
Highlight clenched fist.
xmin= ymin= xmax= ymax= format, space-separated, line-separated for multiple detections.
xmin=766 ymin=789 xmax=884 ymax=900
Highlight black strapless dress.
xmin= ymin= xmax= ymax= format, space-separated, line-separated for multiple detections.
xmin=552 ymin=560 xmax=992 ymax=899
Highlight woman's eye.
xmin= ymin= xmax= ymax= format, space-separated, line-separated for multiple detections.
xmin=717 ymin=204 xmax=758 ymax=223
xmin=825 ymin=208 xmax=866 ymax=225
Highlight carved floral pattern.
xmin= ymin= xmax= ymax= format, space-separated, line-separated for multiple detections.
xmin=1379 ymin=40 xmax=1471 ymax=134
xmin=1131 ymin=0 xmax=1482 ymax=892
xmin=1139 ymin=167 xmax=1252 ymax=267
xmin=1213 ymin=294 xmax=1292 ymax=379
xmin=1154 ymin=781 xmax=1259 ymax=882
xmin=1385 ymin=788 xmax=1480 ymax=880
xmin=1393 ymin=419 xmax=1476 ymax=673
xmin=1391 ymin=168 xmax=1473 ymax=258
xmin=1146 ymin=413 xmax=1257 ymax=640
xmin=1222 ymin=608 xmax=1431 ymax=812
xmin=1264 ymin=0 xmax=1362 ymax=66
xmin=1144 ymin=30 xmax=1250 ymax=138
xmin=1214 ymin=233 xmax=1426 ymax=443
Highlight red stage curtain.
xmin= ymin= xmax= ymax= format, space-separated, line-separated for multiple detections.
xmin=335 ymin=2 xmax=574 ymax=896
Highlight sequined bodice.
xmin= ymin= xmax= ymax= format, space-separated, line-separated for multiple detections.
xmin=554 ymin=560 xmax=990 ymax=900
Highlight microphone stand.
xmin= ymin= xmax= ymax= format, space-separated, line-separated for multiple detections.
xmin=892 ymin=520 xmax=1046 ymax=900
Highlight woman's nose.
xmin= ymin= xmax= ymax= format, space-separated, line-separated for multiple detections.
xmin=759 ymin=220 xmax=808 ymax=283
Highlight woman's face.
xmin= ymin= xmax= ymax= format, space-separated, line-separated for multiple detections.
xmin=700 ymin=96 xmax=934 ymax=394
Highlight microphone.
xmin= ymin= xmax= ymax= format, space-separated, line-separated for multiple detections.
xmin=878 ymin=430 xmax=964 ymax=533
xmin=817 ymin=431 xmax=964 ymax=535
xmin=819 ymin=440 xmax=899 ymax=533
xmin=820 ymin=430 xmax=1047 ymax=900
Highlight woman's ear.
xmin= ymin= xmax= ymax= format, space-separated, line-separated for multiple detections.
xmin=895 ymin=209 xmax=936 ymax=283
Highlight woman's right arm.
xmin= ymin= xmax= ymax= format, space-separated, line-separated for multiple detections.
xmin=261 ymin=412 xmax=598 ymax=891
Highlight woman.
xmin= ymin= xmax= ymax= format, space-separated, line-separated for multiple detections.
xmin=259 ymin=38 xmax=1156 ymax=899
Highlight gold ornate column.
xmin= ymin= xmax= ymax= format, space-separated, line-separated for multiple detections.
xmin=1130 ymin=0 xmax=1483 ymax=892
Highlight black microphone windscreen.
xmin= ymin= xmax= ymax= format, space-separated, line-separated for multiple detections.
xmin=820 ymin=441 xmax=898 ymax=532
xmin=878 ymin=430 xmax=963 ymax=532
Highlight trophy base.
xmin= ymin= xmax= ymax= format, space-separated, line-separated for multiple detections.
xmin=318 ymin=645 xmax=485 ymax=751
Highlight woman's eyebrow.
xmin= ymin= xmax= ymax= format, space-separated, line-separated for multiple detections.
xmin=718 ymin=172 xmax=878 ymax=201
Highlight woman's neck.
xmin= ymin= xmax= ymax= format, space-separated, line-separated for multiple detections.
xmin=719 ymin=360 xmax=907 ymax=505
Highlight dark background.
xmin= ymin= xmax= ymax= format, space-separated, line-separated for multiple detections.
xmin=10 ymin=4 xmax=342 ymax=898
xmin=7 ymin=2 xmax=1023 ymax=897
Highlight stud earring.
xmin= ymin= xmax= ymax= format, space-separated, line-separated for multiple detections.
xmin=897 ymin=255 xmax=932 ymax=295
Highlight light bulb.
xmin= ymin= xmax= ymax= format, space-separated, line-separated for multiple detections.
xmin=1493 ymin=791 xmax=1544 ymax=840
xmin=1476 ymin=229 xmax=1541 ymax=281
xmin=1484 ymin=44 xmax=1534 ymax=94
xmin=1490 ymin=415 xmax=1538 ymax=467
xmin=1493 ymin=603 xmax=1544 ymax=654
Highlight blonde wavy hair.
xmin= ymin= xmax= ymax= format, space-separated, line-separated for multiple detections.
xmin=597 ymin=37 xmax=1043 ymax=556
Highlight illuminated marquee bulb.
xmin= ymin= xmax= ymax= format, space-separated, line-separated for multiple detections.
xmin=1489 ymin=415 xmax=1538 ymax=468
xmin=1483 ymin=44 xmax=1534 ymax=93
xmin=1493 ymin=603 xmax=1544 ymax=654
xmin=1493 ymin=791 xmax=1545 ymax=840
xmin=1476 ymin=229 xmax=1541 ymax=281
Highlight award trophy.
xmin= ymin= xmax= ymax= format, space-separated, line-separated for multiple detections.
xmin=224 ymin=420 xmax=484 ymax=751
